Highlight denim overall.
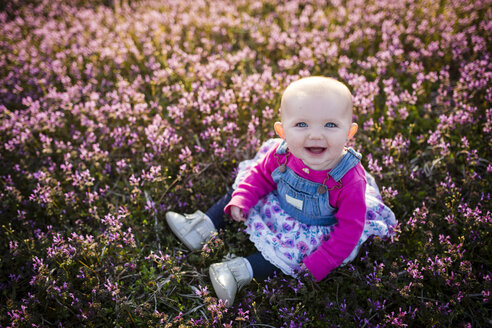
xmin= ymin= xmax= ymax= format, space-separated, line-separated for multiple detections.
xmin=271 ymin=141 xmax=362 ymax=226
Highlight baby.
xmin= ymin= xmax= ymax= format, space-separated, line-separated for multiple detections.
xmin=166 ymin=76 xmax=396 ymax=306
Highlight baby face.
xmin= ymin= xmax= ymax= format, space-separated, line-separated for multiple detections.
xmin=277 ymin=78 xmax=355 ymax=171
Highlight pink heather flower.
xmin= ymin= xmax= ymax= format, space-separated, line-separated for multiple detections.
xmin=366 ymin=154 xmax=383 ymax=179
xmin=398 ymin=107 xmax=409 ymax=119
xmin=9 ymin=240 xmax=19 ymax=256
xmin=427 ymin=130 xmax=441 ymax=146
xmin=483 ymin=290 xmax=490 ymax=302
xmin=122 ymin=228 xmax=136 ymax=247
xmin=381 ymin=186 xmax=398 ymax=199
xmin=129 ymin=174 xmax=141 ymax=187
xmin=407 ymin=205 xmax=428 ymax=229
xmin=29 ymin=183 xmax=52 ymax=205
xmin=363 ymin=118 xmax=375 ymax=130
xmin=383 ymin=155 xmax=394 ymax=167
xmin=178 ymin=146 xmax=192 ymax=162
xmin=142 ymin=152 xmax=154 ymax=163
xmin=194 ymin=285 xmax=209 ymax=297
xmin=104 ymin=279 xmax=120 ymax=300
xmin=101 ymin=213 xmax=122 ymax=229
xmin=71 ymin=169 xmax=95 ymax=188
xmin=144 ymin=199 xmax=156 ymax=213
xmin=116 ymin=159 xmax=127 ymax=171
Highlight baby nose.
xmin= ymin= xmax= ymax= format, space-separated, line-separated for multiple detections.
xmin=308 ymin=130 xmax=322 ymax=139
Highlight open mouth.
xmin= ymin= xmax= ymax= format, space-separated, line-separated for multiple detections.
xmin=305 ymin=147 xmax=326 ymax=154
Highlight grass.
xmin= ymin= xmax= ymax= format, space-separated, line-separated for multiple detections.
xmin=0 ymin=0 xmax=490 ymax=327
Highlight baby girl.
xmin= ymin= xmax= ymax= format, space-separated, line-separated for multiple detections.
xmin=166 ymin=76 xmax=396 ymax=306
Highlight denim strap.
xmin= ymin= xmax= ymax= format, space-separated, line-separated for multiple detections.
xmin=328 ymin=148 xmax=362 ymax=181
xmin=275 ymin=140 xmax=289 ymax=154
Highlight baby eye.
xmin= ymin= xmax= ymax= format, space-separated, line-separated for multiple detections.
xmin=325 ymin=122 xmax=337 ymax=128
xmin=295 ymin=122 xmax=308 ymax=127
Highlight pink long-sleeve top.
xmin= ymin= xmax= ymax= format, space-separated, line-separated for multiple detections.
xmin=224 ymin=141 xmax=366 ymax=281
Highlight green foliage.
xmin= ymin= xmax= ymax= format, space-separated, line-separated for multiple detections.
xmin=0 ymin=0 xmax=490 ymax=327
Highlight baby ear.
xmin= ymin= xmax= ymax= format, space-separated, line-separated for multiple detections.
xmin=274 ymin=122 xmax=285 ymax=139
xmin=347 ymin=123 xmax=358 ymax=140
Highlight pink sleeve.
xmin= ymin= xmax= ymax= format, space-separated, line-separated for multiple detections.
xmin=224 ymin=146 xmax=281 ymax=216
xmin=302 ymin=179 xmax=366 ymax=281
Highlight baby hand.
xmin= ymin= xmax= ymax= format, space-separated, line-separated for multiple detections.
xmin=230 ymin=205 xmax=246 ymax=222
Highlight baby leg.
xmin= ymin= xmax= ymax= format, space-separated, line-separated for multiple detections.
xmin=209 ymin=252 xmax=277 ymax=307
xmin=204 ymin=189 xmax=233 ymax=229
xmin=165 ymin=190 xmax=233 ymax=250
xmin=245 ymin=252 xmax=277 ymax=281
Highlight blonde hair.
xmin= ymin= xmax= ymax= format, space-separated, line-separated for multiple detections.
xmin=279 ymin=76 xmax=353 ymax=116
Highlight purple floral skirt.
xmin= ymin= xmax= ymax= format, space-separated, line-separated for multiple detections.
xmin=233 ymin=139 xmax=396 ymax=277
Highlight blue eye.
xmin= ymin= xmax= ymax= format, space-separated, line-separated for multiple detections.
xmin=325 ymin=122 xmax=337 ymax=128
xmin=296 ymin=122 xmax=307 ymax=127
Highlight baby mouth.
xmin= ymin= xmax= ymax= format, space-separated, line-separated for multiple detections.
xmin=306 ymin=147 xmax=326 ymax=154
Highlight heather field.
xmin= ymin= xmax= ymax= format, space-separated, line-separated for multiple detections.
xmin=0 ymin=0 xmax=490 ymax=327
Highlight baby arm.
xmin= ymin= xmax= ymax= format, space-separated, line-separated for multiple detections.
xmin=224 ymin=145 xmax=281 ymax=219
xmin=303 ymin=178 xmax=367 ymax=281
xmin=229 ymin=205 xmax=246 ymax=222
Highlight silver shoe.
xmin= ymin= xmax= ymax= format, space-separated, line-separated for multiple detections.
xmin=209 ymin=257 xmax=252 ymax=307
xmin=165 ymin=210 xmax=217 ymax=251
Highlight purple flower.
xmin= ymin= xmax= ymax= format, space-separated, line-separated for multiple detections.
xmin=254 ymin=222 xmax=265 ymax=231
xmin=296 ymin=241 xmax=309 ymax=254
xmin=282 ymin=239 xmax=295 ymax=248
xmin=284 ymin=252 xmax=293 ymax=260
xmin=267 ymin=221 xmax=277 ymax=233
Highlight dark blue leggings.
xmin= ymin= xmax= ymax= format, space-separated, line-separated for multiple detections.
xmin=206 ymin=191 xmax=277 ymax=281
